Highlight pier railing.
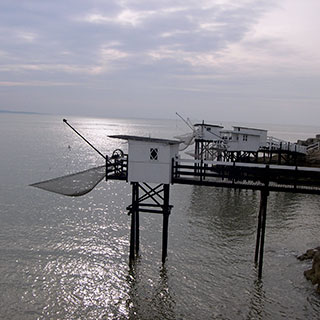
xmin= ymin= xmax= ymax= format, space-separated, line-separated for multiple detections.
xmin=104 ymin=154 xmax=320 ymax=194
xmin=172 ymin=158 xmax=320 ymax=194
xmin=306 ymin=142 xmax=320 ymax=153
xmin=106 ymin=154 xmax=128 ymax=181
xmin=266 ymin=136 xmax=307 ymax=154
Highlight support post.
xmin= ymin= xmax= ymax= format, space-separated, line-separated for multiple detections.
xmin=129 ymin=208 xmax=136 ymax=266
xmin=254 ymin=197 xmax=263 ymax=264
xmin=127 ymin=182 xmax=173 ymax=265
xmin=254 ymin=188 xmax=269 ymax=278
xmin=129 ymin=182 xmax=139 ymax=266
xmin=278 ymin=142 xmax=282 ymax=165
xmin=255 ymin=152 xmax=259 ymax=163
xmin=134 ymin=184 xmax=140 ymax=254
xmin=194 ymin=140 xmax=199 ymax=174
xmin=162 ymin=184 xmax=170 ymax=264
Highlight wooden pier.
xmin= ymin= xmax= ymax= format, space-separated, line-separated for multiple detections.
xmin=106 ymin=154 xmax=320 ymax=277
xmin=32 ymin=121 xmax=320 ymax=279
xmin=172 ymin=159 xmax=320 ymax=195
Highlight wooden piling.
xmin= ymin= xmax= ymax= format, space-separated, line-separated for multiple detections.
xmin=254 ymin=188 xmax=269 ymax=278
xmin=258 ymin=191 xmax=268 ymax=278
xmin=129 ymin=209 xmax=136 ymax=266
xmin=134 ymin=183 xmax=140 ymax=254
xmin=129 ymin=182 xmax=139 ymax=266
xmin=254 ymin=198 xmax=264 ymax=264
xmin=162 ymin=184 xmax=170 ymax=264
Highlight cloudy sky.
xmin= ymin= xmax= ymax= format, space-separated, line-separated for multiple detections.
xmin=1 ymin=0 xmax=319 ymax=124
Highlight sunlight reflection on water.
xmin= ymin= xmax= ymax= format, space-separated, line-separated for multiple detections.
xmin=1 ymin=115 xmax=320 ymax=319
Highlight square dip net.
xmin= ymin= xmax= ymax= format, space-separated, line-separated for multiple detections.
xmin=30 ymin=165 xmax=106 ymax=197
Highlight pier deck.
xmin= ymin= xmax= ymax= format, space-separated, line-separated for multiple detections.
xmin=106 ymin=154 xmax=320 ymax=277
xmin=171 ymin=159 xmax=320 ymax=194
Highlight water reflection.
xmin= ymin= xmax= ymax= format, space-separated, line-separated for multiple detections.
xmin=188 ymin=186 xmax=260 ymax=239
xmin=3 ymin=115 xmax=320 ymax=319
xmin=126 ymin=263 xmax=176 ymax=320
xmin=246 ymin=279 xmax=265 ymax=320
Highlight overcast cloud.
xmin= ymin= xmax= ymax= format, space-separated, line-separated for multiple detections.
xmin=0 ymin=0 xmax=319 ymax=125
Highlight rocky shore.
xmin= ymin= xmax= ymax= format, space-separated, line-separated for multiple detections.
xmin=295 ymin=136 xmax=320 ymax=292
xmin=298 ymin=247 xmax=320 ymax=293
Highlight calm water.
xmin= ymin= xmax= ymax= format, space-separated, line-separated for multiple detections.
xmin=1 ymin=114 xmax=320 ymax=320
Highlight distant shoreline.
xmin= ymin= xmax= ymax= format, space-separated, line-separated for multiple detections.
xmin=0 ymin=109 xmax=43 ymax=115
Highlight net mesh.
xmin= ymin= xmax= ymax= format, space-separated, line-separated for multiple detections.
xmin=30 ymin=165 xmax=105 ymax=197
xmin=174 ymin=132 xmax=195 ymax=151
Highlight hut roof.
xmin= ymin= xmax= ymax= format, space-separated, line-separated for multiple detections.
xmin=109 ymin=135 xmax=181 ymax=145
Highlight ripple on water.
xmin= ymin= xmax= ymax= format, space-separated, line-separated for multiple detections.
xmin=2 ymin=116 xmax=320 ymax=319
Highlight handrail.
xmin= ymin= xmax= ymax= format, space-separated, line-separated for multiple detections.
xmin=171 ymin=157 xmax=320 ymax=194
xmin=306 ymin=142 xmax=320 ymax=152
xmin=175 ymin=158 xmax=320 ymax=172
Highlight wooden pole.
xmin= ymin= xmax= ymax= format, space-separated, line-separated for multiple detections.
xmin=129 ymin=210 xmax=136 ymax=266
xmin=194 ymin=140 xmax=199 ymax=174
xmin=258 ymin=189 xmax=269 ymax=278
xmin=129 ymin=182 xmax=138 ymax=266
xmin=254 ymin=197 xmax=264 ymax=264
xmin=62 ymin=119 xmax=106 ymax=160
xmin=278 ymin=142 xmax=282 ymax=165
xmin=162 ymin=184 xmax=170 ymax=264
xmin=135 ymin=183 xmax=140 ymax=254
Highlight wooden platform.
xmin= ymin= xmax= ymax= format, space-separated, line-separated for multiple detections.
xmin=105 ymin=154 xmax=320 ymax=277
xmin=171 ymin=159 xmax=320 ymax=194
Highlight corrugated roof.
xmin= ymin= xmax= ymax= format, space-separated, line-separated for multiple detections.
xmin=109 ymin=135 xmax=181 ymax=145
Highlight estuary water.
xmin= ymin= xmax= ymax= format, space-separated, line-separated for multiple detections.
xmin=1 ymin=114 xmax=320 ymax=320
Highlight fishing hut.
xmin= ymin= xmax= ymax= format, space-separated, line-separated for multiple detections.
xmin=107 ymin=135 xmax=180 ymax=265
xmin=193 ymin=122 xmax=306 ymax=165
xmin=31 ymin=119 xmax=320 ymax=279
xmin=221 ymin=126 xmax=267 ymax=151
xmin=194 ymin=122 xmax=224 ymax=162
xmin=220 ymin=126 xmax=268 ymax=162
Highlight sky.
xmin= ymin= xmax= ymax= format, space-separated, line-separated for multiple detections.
xmin=0 ymin=0 xmax=319 ymax=125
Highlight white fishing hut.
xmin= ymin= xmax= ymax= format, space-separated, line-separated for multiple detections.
xmin=194 ymin=123 xmax=224 ymax=142
xmin=221 ymin=126 xmax=268 ymax=152
xmin=109 ymin=135 xmax=180 ymax=184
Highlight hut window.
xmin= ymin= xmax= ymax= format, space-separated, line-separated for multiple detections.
xmin=243 ymin=135 xmax=248 ymax=141
xmin=150 ymin=148 xmax=158 ymax=160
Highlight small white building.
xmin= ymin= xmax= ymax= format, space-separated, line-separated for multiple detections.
xmin=109 ymin=135 xmax=180 ymax=184
xmin=220 ymin=126 xmax=268 ymax=152
xmin=194 ymin=123 xmax=224 ymax=141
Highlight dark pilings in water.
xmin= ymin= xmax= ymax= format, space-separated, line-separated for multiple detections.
xmin=254 ymin=188 xmax=269 ymax=278
xmin=134 ymin=184 xmax=140 ymax=254
xmin=129 ymin=182 xmax=139 ymax=266
xmin=254 ymin=195 xmax=264 ymax=264
xmin=128 ymin=182 xmax=172 ymax=266
xmin=129 ymin=208 xmax=136 ymax=266
xmin=162 ymin=184 xmax=170 ymax=264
